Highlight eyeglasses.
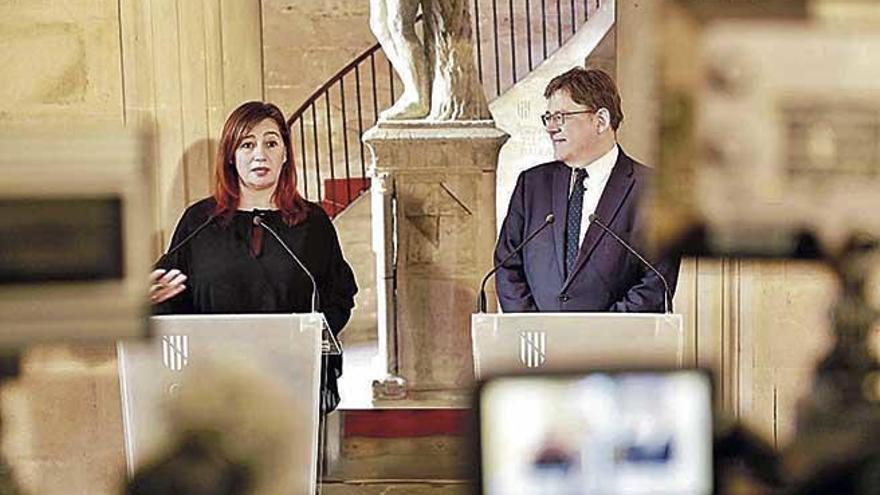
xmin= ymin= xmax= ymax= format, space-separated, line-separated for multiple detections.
xmin=540 ymin=110 xmax=594 ymax=128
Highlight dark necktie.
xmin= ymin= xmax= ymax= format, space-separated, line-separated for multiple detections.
xmin=565 ymin=168 xmax=588 ymax=278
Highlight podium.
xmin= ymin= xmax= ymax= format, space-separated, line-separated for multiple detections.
xmin=117 ymin=313 xmax=323 ymax=494
xmin=471 ymin=313 xmax=685 ymax=379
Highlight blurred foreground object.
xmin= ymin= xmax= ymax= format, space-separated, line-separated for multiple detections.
xmin=652 ymin=0 xmax=880 ymax=258
xmin=0 ymin=127 xmax=152 ymax=344
xmin=477 ymin=370 xmax=714 ymax=495
xmin=125 ymin=352 xmax=311 ymax=495
xmin=782 ymin=236 xmax=880 ymax=495
xmin=652 ymin=2 xmax=880 ymax=494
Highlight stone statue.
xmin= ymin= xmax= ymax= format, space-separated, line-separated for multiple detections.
xmin=370 ymin=0 xmax=491 ymax=121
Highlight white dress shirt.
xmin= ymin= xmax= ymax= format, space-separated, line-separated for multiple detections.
xmin=567 ymin=145 xmax=618 ymax=248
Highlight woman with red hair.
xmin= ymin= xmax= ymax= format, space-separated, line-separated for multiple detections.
xmin=150 ymin=101 xmax=357 ymax=412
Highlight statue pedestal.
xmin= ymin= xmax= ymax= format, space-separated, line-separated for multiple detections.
xmin=364 ymin=121 xmax=508 ymax=396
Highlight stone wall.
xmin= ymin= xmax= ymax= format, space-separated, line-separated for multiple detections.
xmin=262 ymin=0 xmax=375 ymax=119
xmin=1 ymin=346 xmax=124 ymax=495
xmin=0 ymin=0 xmax=122 ymax=125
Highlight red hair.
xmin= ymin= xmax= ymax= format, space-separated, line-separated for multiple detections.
xmin=212 ymin=101 xmax=308 ymax=225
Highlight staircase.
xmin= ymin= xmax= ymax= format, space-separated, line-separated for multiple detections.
xmin=290 ymin=0 xmax=616 ymax=492
xmin=291 ymin=0 xmax=609 ymax=218
xmin=323 ymin=409 xmax=474 ymax=492
xmin=321 ymin=178 xmax=370 ymax=218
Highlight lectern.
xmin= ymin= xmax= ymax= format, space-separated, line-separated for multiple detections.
xmin=471 ymin=313 xmax=685 ymax=379
xmin=117 ymin=313 xmax=323 ymax=494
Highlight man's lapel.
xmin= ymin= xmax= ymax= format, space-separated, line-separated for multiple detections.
xmin=551 ymin=162 xmax=570 ymax=280
xmin=562 ymin=152 xmax=635 ymax=290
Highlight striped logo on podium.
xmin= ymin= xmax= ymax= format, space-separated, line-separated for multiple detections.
xmin=519 ymin=331 xmax=546 ymax=368
xmin=161 ymin=335 xmax=189 ymax=371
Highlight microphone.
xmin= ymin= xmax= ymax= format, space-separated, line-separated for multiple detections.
xmin=476 ymin=213 xmax=555 ymax=313
xmin=253 ymin=216 xmax=342 ymax=357
xmin=155 ymin=214 xmax=216 ymax=267
xmin=253 ymin=216 xmax=319 ymax=314
xmin=588 ymin=214 xmax=672 ymax=314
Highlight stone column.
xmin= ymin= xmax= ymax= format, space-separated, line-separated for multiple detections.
xmin=364 ymin=121 xmax=507 ymax=397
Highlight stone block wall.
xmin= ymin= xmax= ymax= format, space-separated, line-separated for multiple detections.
xmin=262 ymin=0 xmax=376 ymax=119
xmin=1 ymin=346 xmax=125 ymax=495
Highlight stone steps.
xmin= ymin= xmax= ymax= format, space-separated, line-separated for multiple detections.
xmin=320 ymin=480 xmax=474 ymax=494
xmin=323 ymin=407 xmax=476 ymax=487
xmin=321 ymin=178 xmax=370 ymax=218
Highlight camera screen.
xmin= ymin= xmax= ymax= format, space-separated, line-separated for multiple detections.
xmin=479 ymin=370 xmax=713 ymax=495
xmin=0 ymin=197 xmax=123 ymax=284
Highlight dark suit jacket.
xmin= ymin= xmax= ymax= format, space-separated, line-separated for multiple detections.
xmin=494 ymin=149 xmax=680 ymax=312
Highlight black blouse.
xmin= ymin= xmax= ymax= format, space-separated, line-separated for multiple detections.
xmin=155 ymin=197 xmax=358 ymax=411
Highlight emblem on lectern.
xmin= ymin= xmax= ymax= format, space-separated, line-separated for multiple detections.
xmin=519 ymin=331 xmax=546 ymax=368
xmin=161 ymin=335 xmax=189 ymax=371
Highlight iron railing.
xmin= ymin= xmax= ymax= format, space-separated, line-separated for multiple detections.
xmin=287 ymin=0 xmax=604 ymax=215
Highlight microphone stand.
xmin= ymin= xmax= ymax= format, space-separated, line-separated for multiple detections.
xmin=154 ymin=214 xmax=216 ymax=267
xmin=253 ymin=217 xmax=342 ymax=356
xmin=476 ymin=214 xmax=555 ymax=313
xmin=588 ymin=214 xmax=673 ymax=314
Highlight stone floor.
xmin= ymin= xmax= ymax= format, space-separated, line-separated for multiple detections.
xmin=329 ymin=340 xmax=477 ymax=491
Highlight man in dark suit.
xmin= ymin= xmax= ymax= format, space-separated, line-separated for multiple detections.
xmin=495 ymin=67 xmax=680 ymax=312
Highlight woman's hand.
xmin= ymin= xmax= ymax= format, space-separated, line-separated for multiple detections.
xmin=149 ymin=268 xmax=188 ymax=304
